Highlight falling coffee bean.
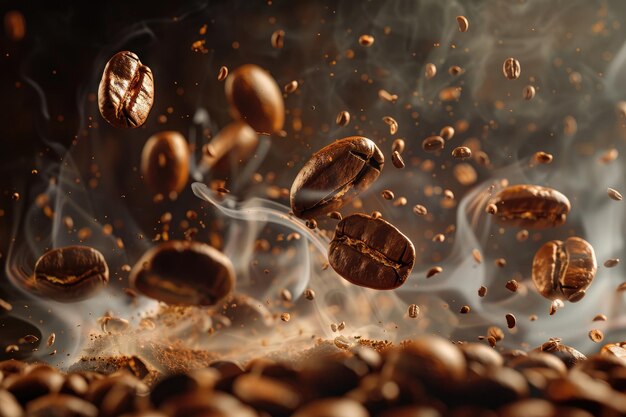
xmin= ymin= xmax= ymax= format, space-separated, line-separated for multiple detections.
xmin=4 ymin=10 xmax=25 ymax=41
xmin=290 ymin=136 xmax=384 ymax=219
xmin=502 ymin=57 xmax=521 ymax=80
xmin=328 ymin=213 xmax=416 ymax=290
xmin=336 ymin=110 xmax=351 ymax=127
xmin=391 ymin=151 xmax=405 ymax=169
xmin=141 ymin=131 xmax=190 ymax=195
xmin=225 ymin=64 xmax=284 ymax=134
xmin=422 ymin=136 xmax=445 ymax=152
xmin=34 ymin=246 xmax=109 ymax=302
xmin=130 ymin=240 xmax=235 ymax=306
xmin=532 ymin=236 xmax=597 ymax=302
xmin=98 ymin=51 xmax=154 ymax=128
xmin=451 ymin=146 xmax=471 ymax=159
xmin=489 ymin=184 xmax=571 ymax=229
xmin=456 ymin=16 xmax=469 ymax=32
xmin=425 ymin=63 xmax=437 ymax=79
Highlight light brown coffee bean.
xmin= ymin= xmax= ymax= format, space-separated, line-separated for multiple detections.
xmin=34 ymin=246 xmax=109 ymax=302
xmin=452 ymin=146 xmax=471 ymax=159
xmin=440 ymin=126 xmax=455 ymax=141
xmin=502 ymin=58 xmax=521 ymax=80
xmin=533 ymin=151 xmax=553 ymax=164
xmin=292 ymin=398 xmax=368 ymax=417
xmin=413 ymin=204 xmax=427 ymax=216
xmin=225 ymin=64 xmax=284 ymax=134
xmin=589 ymin=329 xmax=604 ymax=343
xmin=217 ymin=65 xmax=229 ymax=81
xmin=358 ymin=34 xmax=375 ymax=47
xmin=425 ymin=63 xmax=437 ymax=79
xmin=130 ymin=240 xmax=235 ymax=306
xmin=284 ymin=80 xmax=298 ymax=94
xmin=408 ymin=304 xmax=420 ymax=318
xmin=328 ymin=213 xmax=415 ymax=290
xmin=98 ymin=51 xmax=154 ymax=128
xmin=490 ymin=184 xmax=571 ymax=229
xmin=290 ymin=136 xmax=384 ymax=219
xmin=523 ymin=85 xmax=536 ymax=100
xmin=336 ymin=110 xmax=351 ymax=126
xmin=456 ymin=16 xmax=469 ymax=32
xmin=532 ymin=236 xmax=597 ymax=302
xmin=608 ymin=187 xmax=623 ymax=201
xmin=141 ymin=131 xmax=190 ymax=195
xmin=391 ymin=138 xmax=405 ymax=154
xmin=199 ymin=122 xmax=258 ymax=175
xmin=271 ymin=29 xmax=285 ymax=49
xmin=422 ymin=136 xmax=445 ymax=152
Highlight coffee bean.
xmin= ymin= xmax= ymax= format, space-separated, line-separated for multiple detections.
xmin=304 ymin=289 xmax=315 ymax=300
xmin=549 ymin=299 xmax=564 ymax=315
xmin=589 ymin=329 xmax=604 ymax=343
xmin=26 ymin=394 xmax=97 ymax=417
xmin=284 ymin=80 xmax=298 ymax=94
xmin=130 ymin=240 xmax=235 ymax=306
xmin=391 ymin=151 xmax=405 ymax=169
xmin=456 ymin=16 xmax=469 ymax=32
xmin=448 ymin=65 xmax=464 ymax=76
xmin=460 ymin=305 xmax=470 ymax=314
xmin=535 ymin=339 xmax=586 ymax=368
xmin=451 ymin=146 xmax=471 ymax=159
xmin=336 ymin=111 xmax=350 ymax=126
xmin=383 ymin=116 xmax=398 ymax=135
xmin=408 ymin=304 xmax=420 ymax=318
xmin=215 ymin=294 xmax=273 ymax=329
xmin=459 ymin=343 xmax=504 ymax=370
xmin=490 ymin=184 xmax=571 ymax=229
xmin=200 ymin=122 xmax=259 ymax=175
xmin=381 ymin=190 xmax=394 ymax=200
xmin=478 ymin=286 xmax=488 ymax=297
xmin=217 ymin=66 xmax=229 ymax=81
xmin=290 ymin=137 xmax=384 ymax=219
xmin=141 ymin=131 xmax=189 ymax=195
xmin=532 ymin=236 xmax=597 ymax=302
xmin=391 ymin=138 xmax=405 ymax=153
xmin=34 ymin=246 xmax=109 ymax=302
xmin=425 ymin=63 xmax=437 ymax=79
xmin=358 ymin=34 xmax=375 ymax=47
xmin=604 ymin=258 xmax=620 ymax=268
xmin=7 ymin=368 xmax=64 ymax=405
xmin=413 ymin=204 xmax=427 ymax=216
xmin=233 ymin=374 xmax=301 ymax=416
xmin=523 ymin=85 xmax=536 ymax=100
xmin=292 ymin=398 xmax=369 ymax=417
xmin=505 ymin=280 xmax=519 ymax=292
xmin=225 ymin=64 xmax=284 ymax=134
xmin=4 ymin=11 xmax=25 ymax=41
xmin=422 ymin=136 xmax=445 ymax=152
xmin=0 ymin=389 xmax=22 ymax=417
xmin=533 ymin=151 xmax=553 ymax=164
xmin=506 ymin=314 xmax=516 ymax=329
xmin=608 ymin=187 xmax=623 ymax=201
xmin=271 ymin=29 xmax=285 ymax=49
xmin=328 ymin=213 xmax=415 ymax=290
xmin=503 ymin=58 xmax=521 ymax=80
xmin=98 ymin=51 xmax=154 ymax=128
xmin=440 ymin=126 xmax=455 ymax=141
xmin=426 ymin=266 xmax=443 ymax=278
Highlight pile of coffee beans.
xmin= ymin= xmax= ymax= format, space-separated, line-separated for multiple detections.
xmin=3 ymin=335 xmax=626 ymax=416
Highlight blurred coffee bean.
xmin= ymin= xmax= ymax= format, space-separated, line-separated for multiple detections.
xmin=99 ymin=382 xmax=141 ymax=417
xmin=290 ymin=136 xmax=384 ymax=219
xmin=6 ymin=367 xmax=64 ymax=405
xmin=534 ymin=339 xmax=587 ymax=368
xmin=0 ymin=360 xmax=27 ymax=377
xmin=291 ymin=398 xmax=369 ymax=417
xmin=98 ymin=51 xmax=154 ymax=128
xmin=60 ymin=374 xmax=88 ymax=397
xmin=328 ymin=213 xmax=415 ymax=290
xmin=130 ymin=241 xmax=235 ymax=306
xmin=34 ymin=246 xmax=108 ymax=302
xmin=458 ymin=343 xmax=504 ymax=373
xmin=225 ymin=64 xmax=284 ymax=134
xmin=233 ymin=374 xmax=301 ymax=416
xmin=86 ymin=374 xmax=147 ymax=409
xmin=0 ymin=389 xmax=22 ymax=417
xmin=161 ymin=391 xmax=256 ymax=417
xmin=199 ymin=122 xmax=258 ymax=176
xmin=499 ymin=398 xmax=594 ymax=417
xmin=503 ymin=58 xmax=521 ymax=80
xmin=210 ymin=360 xmax=245 ymax=392
xmin=532 ymin=237 xmax=596 ymax=302
xmin=26 ymin=394 xmax=97 ymax=417
xmin=150 ymin=374 xmax=200 ymax=407
xmin=460 ymin=367 xmax=528 ymax=408
xmin=422 ymin=136 xmax=445 ymax=152
xmin=214 ymin=294 xmax=273 ymax=330
xmin=300 ymin=357 xmax=364 ymax=397
xmin=4 ymin=11 xmax=25 ymax=41
xmin=378 ymin=405 xmax=441 ymax=417
xmin=141 ymin=131 xmax=190 ymax=195
xmin=490 ymin=185 xmax=570 ymax=229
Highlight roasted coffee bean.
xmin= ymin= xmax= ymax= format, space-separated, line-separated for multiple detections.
xmin=422 ymin=136 xmax=445 ymax=152
xmin=4 ymin=11 xmax=25 ymax=41
xmin=391 ymin=151 xmax=405 ymax=169
xmin=328 ymin=213 xmax=415 ymax=290
xmin=34 ymin=246 xmax=109 ymax=302
xmin=26 ymin=394 xmax=98 ymax=417
xmin=503 ymin=57 xmax=521 ymax=80
xmin=0 ymin=389 xmax=22 ymax=417
xmin=217 ymin=65 xmax=228 ymax=81
xmin=425 ymin=63 xmax=437 ymax=79
xmin=608 ymin=187 xmax=623 ymax=201
xmin=391 ymin=138 xmax=405 ymax=153
xmin=451 ymin=146 xmax=471 ymax=159
xmin=215 ymin=294 xmax=273 ymax=329
xmin=408 ymin=304 xmax=420 ymax=318
xmin=130 ymin=240 xmax=235 ymax=306
xmin=86 ymin=374 xmax=148 ymax=408
xmin=233 ymin=374 xmax=301 ymax=416
xmin=459 ymin=342 xmax=504 ymax=371
xmin=225 ymin=64 xmax=284 ymax=134
xmin=6 ymin=367 xmax=64 ymax=405
xmin=141 ymin=131 xmax=190 ymax=195
xmin=98 ymin=51 xmax=154 ymax=128
xmin=271 ymin=29 xmax=285 ymax=49
xmin=290 ymin=137 xmax=384 ymax=219
xmin=336 ymin=110 xmax=351 ymax=126
xmin=160 ymin=390 xmax=256 ymax=417
xmin=523 ymin=85 xmax=536 ymax=100
xmin=532 ymin=236 xmax=597 ymax=302
xmin=456 ymin=15 xmax=469 ymax=32
xmin=292 ymin=398 xmax=369 ymax=417
xmin=358 ymin=34 xmax=375 ymax=47
xmin=534 ymin=339 xmax=587 ymax=368
xmin=200 ymin=121 xmax=258 ymax=175
xmin=490 ymin=184 xmax=571 ymax=229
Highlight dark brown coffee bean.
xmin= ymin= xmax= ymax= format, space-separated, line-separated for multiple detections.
xmin=98 ymin=51 xmax=154 ymax=128
xmin=456 ymin=16 xmax=469 ymax=32
xmin=604 ymin=258 xmax=619 ymax=268
xmin=532 ymin=236 xmax=597 ymax=302
xmin=130 ymin=240 xmax=235 ymax=306
xmin=503 ymin=57 xmax=521 ymax=80
xmin=34 ymin=246 xmax=109 ymax=302
xmin=233 ymin=374 xmax=301 ymax=416
xmin=451 ymin=146 xmax=471 ymax=159
xmin=391 ymin=151 xmax=405 ymax=169
xmin=336 ymin=110 xmax=351 ymax=127
xmin=271 ymin=29 xmax=285 ymax=49
xmin=459 ymin=342 xmax=504 ymax=370
xmin=328 ymin=213 xmax=415 ymax=290
xmin=292 ymin=398 xmax=369 ymax=417
xmin=290 ymin=137 xmax=384 ymax=219
xmin=422 ymin=136 xmax=445 ymax=152
xmin=86 ymin=374 xmax=147 ymax=409
xmin=506 ymin=314 xmax=516 ymax=329
xmin=358 ymin=34 xmax=375 ymax=47
xmin=6 ymin=367 xmax=64 ymax=405
xmin=225 ymin=64 xmax=284 ymax=134
xmin=160 ymin=391 xmax=257 ymax=417
xmin=490 ymin=184 xmax=571 ymax=229
xmin=200 ymin=122 xmax=258 ymax=176
xmin=523 ymin=85 xmax=536 ymax=100
xmin=4 ymin=11 xmax=25 ymax=41
xmin=26 ymin=394 xmax=97 ymax=417
xmin=141 ymin=131 xmax=189 ymax=195
xmin=214 ymin=294 xmax=273 ymax=329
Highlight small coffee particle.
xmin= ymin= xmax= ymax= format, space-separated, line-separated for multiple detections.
xmin=284 ymin=80 xmax=298 ymax=94
xmin=0 ymin=298 xmax=12 ymax=311
xmin=328 ymin=211 xmax=342 ymax=220
xmin=529 ymin=314 xmax=538 ymax=321
xmin=440 ymin=126 xmax=455 ymax=141
xmin=496 ymin=258 xmax=507 ymax=267
xmin=516 ymin=230 xmax=529 ymax=242
xmin=443 ymin=189 xmax=455 ymax=200
xmin=505 ymin=314 xmax=516 ymax=329
xmin=358 ymin=34 xmax=375 ymax=47
xmin=422 ymin=135 xmax=445 ymax=152
xmin=391 ymin=138 xmax=405 ymax=153
xmin=534 ymin=151 xmax=553 ymax=164
xmin=478 ymin=286 xmax=488 ymax=297
xmin=331 ymin=323 xmax=338 ymax=332
xmin=408 ymin=304 xmax=420 ymax=318
xmin=336 ymin=110 xmax=351 ymax=126
xmin=47 ymin=333 xmax=56 ymax=347
xmin=304 ymin=288 xmax=315 ymax=300
xmin=456 ymin=16 xmax=469 ymax=32
xmin=485 ymin=203 xmax=498 ymax=215
xmin=426 ymin=266 xmax=443 ymax=278
xmin=505 ymin=280 xmax=519 ymax=292
xmin=425 ymin=63 xmax=437 ymax=79
xmin=383 ymin=116 xmax=398 ymax=135
xmin=337 ymin=321 xmax=346 ymax=331
xmin=503 ymin=57 xmax=521 ymax=80
xmin=550 ymin=299 xmax=564 ymax=315
xmin=604 ymin=258 xmax=620 ymax=268
xmin=391 ymin=151 xmax=405 ymax=169
xmin=608 ymin=188 xmax=623 ymax=201
xmin=589 ymin=329 xmax=604 ymax=343
xmin=460 ymin=305 xmax=470 ymax=314
xmin=523 ymin=85 xmax=536 ymax=100
xmin=451 ymin=146 xmax=471 ymax=159
xmin=280 ymin=313 xmax=290 ymax=322
xmin=448 ymin=65 xmax=464 ymax=76
xmin=593 ymin=314 xmax=607 ymax=322
xmin=280 ymin=288 xmax=292 ymax=302
xmin=4 ymin=10 xmax=26 ymax=41
xmin=564 ymin=115 xmax=578 ymax=136
xmin=334 ymin=336 xmax=352 ymax=349
xmin=306 ymin=219 xmax=318 ymax=229
xmin=432 ymin=233 xmax=445 ymax=243
xmin=413 ymin=204 xmax=428 ymax=216
xmin=11 ymin=192 xmax=20 ymax=201
xmin=217 ymin=66 xmax=229 ymax=81
xmin=393 ymin=197 xmax=408 ymax=207
xmin=472 ymin=249 xmax=482 ymax=264
xmin=381 ymin=190 xmax=394 ymax=200
xmin=488 ymin=326 xmax=504 ymax=341
xmin=487 ymin=336 xmax=497 ymax=347
xmin=5 ymin=345 xmax=18 ymax=353
xmin=271 ymin=29 xmax=285 ymax=49
xmin=600 ymin=148 xmax=618 ymax=164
